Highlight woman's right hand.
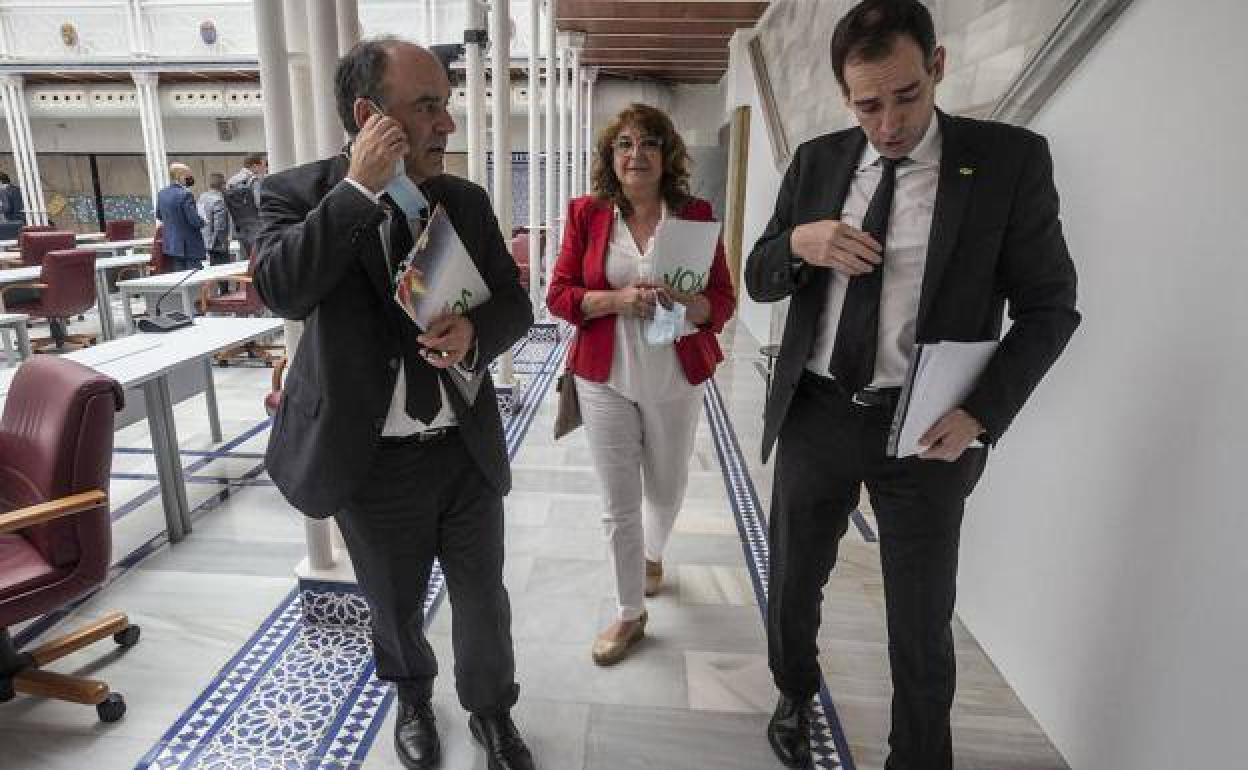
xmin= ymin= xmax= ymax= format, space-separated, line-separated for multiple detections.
xmin=616 ymin=285 xmax=668 ymax=319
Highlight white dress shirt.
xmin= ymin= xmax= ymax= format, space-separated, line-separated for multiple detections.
xmin=806 ymin=116 xmax=942 ymax=388
xmin=604 ymin=204 xmax=699 ymax=403
xmin=344 ymin=178 xmax=457 ymax=434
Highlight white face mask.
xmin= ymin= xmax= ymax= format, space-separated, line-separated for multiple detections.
xmin=644 ymin=299 xmax=687 ymax=346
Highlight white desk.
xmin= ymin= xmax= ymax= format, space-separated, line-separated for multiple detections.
xmin=0 ymin=317 xmax=284 ymax=542
xmin=0 ymin=231 xmax=106 ymax=250
xmin=116 ymin=262 xmax=249 ymax=333
xmin=0 ymin=253 xmax=153 ymax=341
xmin=78 ymin=238 xmax=152 ymax=255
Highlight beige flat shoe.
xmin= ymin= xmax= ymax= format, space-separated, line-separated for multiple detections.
xmin=644 ymin=559 xmax=664 ymax=597
xmin=591 ymin=611 xmax=647 ymax=666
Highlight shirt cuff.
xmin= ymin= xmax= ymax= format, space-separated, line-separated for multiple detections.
xmin=344 ymin=177 xmax=382 ymax=205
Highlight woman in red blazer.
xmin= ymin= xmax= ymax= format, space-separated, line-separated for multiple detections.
xmin=547 ymin=104 xmax=735 ymax=665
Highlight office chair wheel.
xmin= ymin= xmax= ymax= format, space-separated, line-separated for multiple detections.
xmin=96 ymin=692 xmax=126 ymax=722
xmin=113 ymin=625 xmax=141 ymax=648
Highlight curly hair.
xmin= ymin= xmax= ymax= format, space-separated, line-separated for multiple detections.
xmin=591 ymin=103 xmax=693 ymax=217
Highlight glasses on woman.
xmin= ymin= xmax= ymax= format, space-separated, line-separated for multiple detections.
xmin=614 ymin=136 xmax=663 ymax=155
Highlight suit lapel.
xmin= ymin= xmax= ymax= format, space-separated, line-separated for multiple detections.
xmin=918 ymin=111 xmax=977 ymax=331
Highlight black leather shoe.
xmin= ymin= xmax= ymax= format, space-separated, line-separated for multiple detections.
xmin=394 ymin=699 xmax=440 ymax=769
xmin=767 ymin=694 xmax=812 ymax=768
xmin=469 ymin=711 xmax=535 ymax=770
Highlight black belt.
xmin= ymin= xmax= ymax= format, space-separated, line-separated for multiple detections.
xmin=378 ymin=426 xmax=458 ymax=446
xmin=801 ymin=370 xmax=901 ymax=411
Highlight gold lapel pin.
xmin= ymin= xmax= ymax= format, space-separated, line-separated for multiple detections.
xmin=959 ymin=166 xmax=975 ymax=176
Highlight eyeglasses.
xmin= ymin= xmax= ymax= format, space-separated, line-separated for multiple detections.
xmin=613 ymin=136 xmax=663 ymax=154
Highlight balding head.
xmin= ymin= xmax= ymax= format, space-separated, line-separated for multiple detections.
xmin=169 ymin=162 xmax=193 ymax=184
xmin=335 ymin=37 xmax=443 ymax=136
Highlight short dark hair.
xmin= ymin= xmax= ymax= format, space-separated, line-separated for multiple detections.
xmin=243 ymin=154 xmax=266 ymax=169
xmin=335 ymin=36 xmax=404 ymax=135
xmin=830 ymin=0 xmax=937 ymax=93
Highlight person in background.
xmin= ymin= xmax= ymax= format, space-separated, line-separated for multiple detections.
xmin=547 ymin=103 xmax=736 ymax=666
xmin=156 ymin=162 xmax=206 ymax=272
xmin=0 ymin=172 xmax=24 ymax=223
xmin=226 ymin=153 xmax=268 ymax=259
xmin=199 ymin=172 xmax=231 ymax=293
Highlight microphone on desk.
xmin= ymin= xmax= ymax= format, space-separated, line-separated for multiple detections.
xmin=137 ymin=265 xmax=202 ymax=333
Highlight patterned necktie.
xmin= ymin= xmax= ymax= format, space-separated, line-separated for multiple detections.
xmin=827 ymin=155 xmax=905 ymax=391
xmin=382 ymin=194 xmax=440 ymax=423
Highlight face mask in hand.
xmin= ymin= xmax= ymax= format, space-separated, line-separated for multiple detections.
xmin=385 ymin=158 xmax=429 ymax=224
xmin=644 ymin=299 xmax=686 ymax=346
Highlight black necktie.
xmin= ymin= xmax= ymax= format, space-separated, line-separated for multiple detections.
xmin=382 ymin=195 xmax=440 ymax=423
xmin=828 ymin=155 xmax=905 ymax=391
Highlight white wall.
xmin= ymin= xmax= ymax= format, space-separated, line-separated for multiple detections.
xmin=956 ymin=2 xmax=1248 ymax=769
xmin=0 ymin=117 xmax=267 ymax=155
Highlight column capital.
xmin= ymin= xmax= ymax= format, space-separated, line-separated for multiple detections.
xmin=583 ymin=66 xmax=599 ymax=84
xmin=131 ymin=71 xmax=159 ymax=86
xmin=0 ymin=74 xmax=23 ymax=88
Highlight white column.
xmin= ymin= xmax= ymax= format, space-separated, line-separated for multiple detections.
xmin=336 ymin=0 xmax=360 ymax=56
xmin=125 ymin=0 xmax=149 ymax=56
xmin=464 ymin=0 xmax=487 ymax=187
xmin=254 ymin=0 xmax=295 ymax=173
xmin=284 ymin=2 xmax=317 ymax=165
xmin=569 ymin=44 xmax=581 ymax=199
xmin=491 ymin=0 xmax=515 ymax=386
xmin=544 ymin=0 xmax=558 ymax=293
xmin=0 ymin=76 xmax=45 ymax=225
xmin=424 ymin=0 xmax=435 ymax=43
xmin=584 ymin=66 xmax=597 ymax=194
xmin=527 ymin=0 xmax=543 ymax=309
xmin=132 ymin=72 xmax=165 ymax=212
xmin=307 ymin=0 xmax=342 ymax=157
xmin=557 ymin=38 xmax=571 ymax=223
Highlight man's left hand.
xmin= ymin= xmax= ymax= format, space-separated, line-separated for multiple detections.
xmin=918 ymin=409 xmax=984 ymax=462
xmin=417 ymin=313 xmax=474 ymax=369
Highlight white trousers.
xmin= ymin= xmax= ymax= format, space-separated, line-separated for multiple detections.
xmin=575 ymin=376 xmax=706 ymax=621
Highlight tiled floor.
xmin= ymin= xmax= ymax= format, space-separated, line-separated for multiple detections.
xmin=0 ymin=307 xmax=1069 ymax=770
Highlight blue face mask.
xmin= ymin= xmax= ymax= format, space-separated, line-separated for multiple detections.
xmin=385 ymin=158 xmax=429 ymax=223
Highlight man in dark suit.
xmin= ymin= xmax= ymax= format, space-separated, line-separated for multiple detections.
xmin=0 ymin=172 xmax=23 ymax=222
xmin=746 ymin=2 xmax=1080 ymax=769
xmin=156 ymin=163 xmax=206 ymax=272
xmin=254 ymin=39 xmax=534 ymax=770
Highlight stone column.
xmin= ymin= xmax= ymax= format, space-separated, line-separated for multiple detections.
xmin=0 ymin=76 xmax=46 ymax=225
xmin=584 ymin=67 xmax=597 ymax=194
xmin=544 ymin=0 xmax=559 ymax=294
xmin=568 ymin=40 xmax=582 ymax=198
xmin=132 ymin=72 xmax=166 ymax=213
xmin=527 ymin=0 xmax=544 ymax=309
xmin=283 ymin=2 xmax=317 ymax=165
xmin=465 ymin=0 xmax=488 ymax=187
xmin=336 ymin=0 xmax=360 ymax=56
xmin=307 ymin=1 xmax=343 ymax=158
xmin=253 ymin=0 xmax=295 ymax=173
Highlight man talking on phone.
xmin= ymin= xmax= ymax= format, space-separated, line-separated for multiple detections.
xmin=254 ymin=38 xmax=535 ymax=770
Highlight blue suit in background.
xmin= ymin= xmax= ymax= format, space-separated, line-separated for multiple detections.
xmin=156 ymin=182 xmax=206 ymax=271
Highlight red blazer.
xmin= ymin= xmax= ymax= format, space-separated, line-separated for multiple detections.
xmin=547 ymin=195 xmax=736 ymax=385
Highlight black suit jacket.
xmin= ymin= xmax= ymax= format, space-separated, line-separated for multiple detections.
xmin=254 ymin=155 xmax=534 ymax=516
xmin=746 ymin=111 xmax=1080 ymax=462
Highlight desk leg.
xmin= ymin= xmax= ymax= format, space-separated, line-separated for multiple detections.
xmin=181 ymin=288 xmax=193 ymax=317
xmin=120 ymin=292 xmax=134 ymax=334
xmin=14 ymin=323 xmax=30 ymax=361
xmin=203 ymin=357 xmax=222 ymax=443
xmin=95 ymin=271 xmax=114 ymax=341
xmin=143 ymin=377 xmax=192 ymax=542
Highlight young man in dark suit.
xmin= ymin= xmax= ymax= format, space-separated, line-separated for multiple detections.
xmin=746 ymin=2 xmax=1080 ymax=768
xmin=253 ymin=39 xmax=535 ymax=770
xmin=156 ymin=163 xmax=206 ymax=272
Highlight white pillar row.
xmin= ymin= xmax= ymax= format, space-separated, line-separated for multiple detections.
xmin=464 ymin=0 xmax=487 ymax=188
xmin=544 ymin=0 xmax=558 ymax=294
xmin=584 ymin=66 xmax=597 ymax=194
xmin=569 ymin=44 xmax=581 ymax=199
xmin=283 ymin=2 xmax=317 ymax=165
xmin=132 ymin=72 xmax=166 ymax=213
xmin=1 ymin=78 xmax=43 ymax=225
xmin=527 ymin=0 xmax=543 ymax=310
xmin=307 ymin=1 xmax=343 ymax=158
xmin=253 ymin=0 xmax=295 ymax=174
xmin=335 ymin=0 xmax=360 ymax=56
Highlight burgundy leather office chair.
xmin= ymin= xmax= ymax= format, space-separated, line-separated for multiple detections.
xmin=103 ymin=220 xmax=135 ymax=242
xmin=199 ymin=248 xmax=281 ymax=366
xmin=1 ymin=249 xmax=98 ymax=351
xmin=18 ymin=231 xmax=75 ymax=267
xmin=117 ymin=224 xmax=167 ymax=285
xmin=0 ymin=357 xmax=135 ymax=723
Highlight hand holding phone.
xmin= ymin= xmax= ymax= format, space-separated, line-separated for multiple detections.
xmin=348 ymin=100 xmax=409 ymax=193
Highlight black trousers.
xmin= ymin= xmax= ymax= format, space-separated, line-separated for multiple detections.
xmin=767 ymin=372 xmax=987 ymax=770
xmin=335 ymin=432 xmax=519 ymax=715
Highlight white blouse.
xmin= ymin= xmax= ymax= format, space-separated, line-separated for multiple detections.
xmin=603 ymin=205 xmax=700 ymax=403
